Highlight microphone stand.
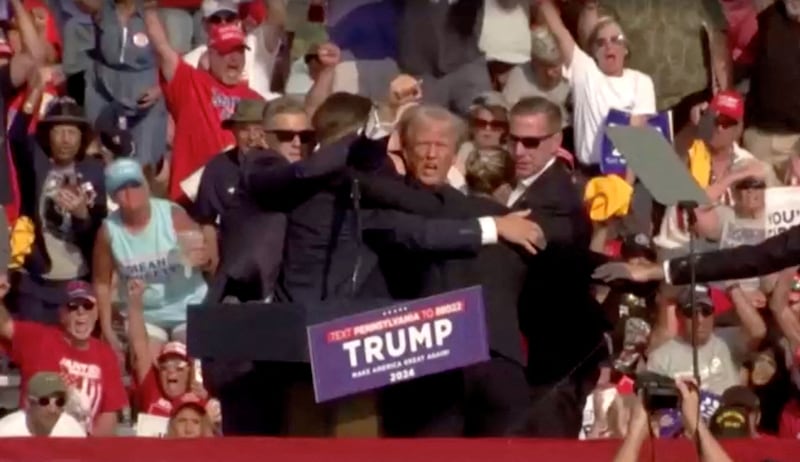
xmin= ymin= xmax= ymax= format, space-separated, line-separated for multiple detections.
xmin=350 ymin=178 xmax=363 ymax=296
xmin=678 ymin=200 xmax=703 ymax=460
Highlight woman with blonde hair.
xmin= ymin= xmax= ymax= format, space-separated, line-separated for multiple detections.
xmin=464 ymin=147 xmax=516 ymax=202
xmin=537 ymin=0 xmax=656 ymax=176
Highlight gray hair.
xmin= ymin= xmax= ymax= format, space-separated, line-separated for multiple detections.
xmin=398 ymin=104 xmax=468 ymax=151
xmin=262 ymin=96 xmax=306 ymax=127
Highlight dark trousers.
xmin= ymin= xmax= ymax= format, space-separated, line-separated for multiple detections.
xmin=380 ymin=357 xmax=530 ymax=437
xmin=525 ymin=365 xmax=600 ymax=438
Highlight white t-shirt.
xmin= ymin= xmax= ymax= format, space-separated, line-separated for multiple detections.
xmin=183 ymin=23 xmax=281 ymax=101
xmin=565 ymin=46 xmax=656 ymax=166
xmin=0 ymin=410 xmax=87 ymax=437
xmin=647 ymin=328 xmax=745 ymax=396
xmin=479 ymin=0 xmax=531 ymax=64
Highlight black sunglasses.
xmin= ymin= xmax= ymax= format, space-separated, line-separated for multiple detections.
xmin=472 ymin=118 xmax=507 ymax=131
xmin=679 ymin=303 xmax=714 ymax=318
xmin=32 ymin=394 xmax=66 ymax=408
xmin=66 ymin=300 xmax=95 ymax=312
xmin=508 ymin=133 xmax=555 ymax=149
xmin=208 ymin=12 xmax=239 ymax=24
xmin=267 ymin=129 xmax=315 ymax=144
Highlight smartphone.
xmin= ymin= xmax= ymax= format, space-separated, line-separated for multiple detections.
xmin=696 ymin=108 xmax=716 ymax=144
xmin=307 ymin=2 xmax=325 ymax=23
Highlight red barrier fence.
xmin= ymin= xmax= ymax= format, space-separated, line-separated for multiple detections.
xmin=0 ymin=437 xmax=798 ymax=462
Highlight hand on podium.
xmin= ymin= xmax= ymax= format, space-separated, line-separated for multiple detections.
xmin=593 ymin=261 xmax=665 ymax=283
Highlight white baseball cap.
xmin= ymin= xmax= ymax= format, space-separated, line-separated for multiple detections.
xmin=202 ymin=0 xmax=239 ymax=18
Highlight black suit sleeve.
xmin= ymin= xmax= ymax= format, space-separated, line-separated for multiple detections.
xmin=669 ymin=224 xmax=800 ymax=285
xmin=362 ymin=209 xmax=483 ymax=254
xmin=354 ymin=172 xmax=445 ymax=215
xmin=521 ymin=171 xmax=591 ymax=248
xmin=193 ymin=166 xmax=222 ymax=225
xmin=242 ymin=134 xmax=359 ymax=204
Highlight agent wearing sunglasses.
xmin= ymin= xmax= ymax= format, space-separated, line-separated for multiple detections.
xmin=0 ymin=371 xmax=86 ymax=436
xmin=0 ymin=281 xmax=127 ymax=436
xmin=262 ymin=96 xmax=314 ymax=163
xmin=647 ymin=284 xmax=766 ymax=396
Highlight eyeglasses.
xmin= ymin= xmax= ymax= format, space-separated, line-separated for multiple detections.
xmin=508 ymin=133 xmax=555 ymax=149
xmin=593 ymin=34 xmax=626 ymax=48
xmin=472 ymin=118 xmax=507 ymax=132
xmin=679 ymin=303 xmax=714 ymax=318
xmin=304 ymin=54 xmax=319 ymax=66
xmin=734 ymin=182 xmax=767 ymax=190
xmin=66 ymin=300 xmax=95 ymax=312
xmin=208 ymin=12 xmax=239 ymax=25
xmin=159 ymin=360 xmax=189 ymax=373
xmin=267 ymin=130 xmax=315 ymax=144
xmin=31 ymin=394 xmax=66 ymax=408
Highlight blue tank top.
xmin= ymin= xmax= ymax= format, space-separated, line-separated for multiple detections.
xmin=105 ymin=198 xmax=207 ymax=327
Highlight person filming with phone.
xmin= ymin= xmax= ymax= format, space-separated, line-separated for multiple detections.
xmin=612 ymin=378 xmax=735 ymax=462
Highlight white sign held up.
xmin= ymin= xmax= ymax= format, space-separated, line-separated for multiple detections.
xmin=766 ymin=187 xmax=800 ymax=238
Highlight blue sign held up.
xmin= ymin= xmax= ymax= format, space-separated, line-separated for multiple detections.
xmin=307 ymin=286 xmax=490 ymax=403
xmin=600 ymin=109 xmax=674 ymax=176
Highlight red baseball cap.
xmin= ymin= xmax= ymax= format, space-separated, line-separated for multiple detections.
xmin=208 ymin=23 xmax=249 ymax=54
xmin=709 ymin=90 xmax=745 ymax=122
xmin=171 ymin=393 xmax=208 ymax=417
xmin=158 ymin=341 xmax=189 ymax=362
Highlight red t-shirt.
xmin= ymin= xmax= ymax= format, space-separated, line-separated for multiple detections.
xmin=779 ymin=399 xmax=800 ymax=439
xmin=135 ymin=368 xmax=174 ymax=417
xmin=4 ymin=322 xmax=127 ymax=433
xmin=157 ymin=0 xmax=202 ymax=8
xmin=162 ymin=61 xmax=261 ymax=201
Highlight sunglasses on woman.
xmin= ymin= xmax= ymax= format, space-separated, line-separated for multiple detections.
xmin=159 ymin=359 xmax=189 ymax=373
xmin=472 ymin=118 xmax=507 ymax=131
xmin=267 ymin=130 xmax=315 ymax=144
xmin=32 ymin=394 xmax=67 ymax=408
xmin=593 ymin=34 xmax=626 ymax=48
xmin=66 ymin=300 xmax=95 ymax=312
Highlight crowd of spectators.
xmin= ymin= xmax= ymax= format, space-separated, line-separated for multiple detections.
xmin=0 ymin=0 xmax=797 ymax=453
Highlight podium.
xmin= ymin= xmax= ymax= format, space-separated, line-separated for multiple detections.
xmin=187 ymin=298 xmax=392 ymax=437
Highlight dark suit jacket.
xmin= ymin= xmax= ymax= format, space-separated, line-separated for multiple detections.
xmin=241 ymin=135 xmax=485 ymax=305
xmin=205 ymin=195 xmax=287 ymax=303
xmin=668 ymin=223 xmax=800 ymax=285
xmin=508 ymin=162 xmax=609 ymax=384
xmin=9 ymin=113 xmax=107 ymax=276
xmin=354 ymin=173 xmax=528 ymax=365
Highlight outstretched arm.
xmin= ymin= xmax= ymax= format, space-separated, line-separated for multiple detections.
xmin=142 ymin=0 xmax=180 ymax=81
